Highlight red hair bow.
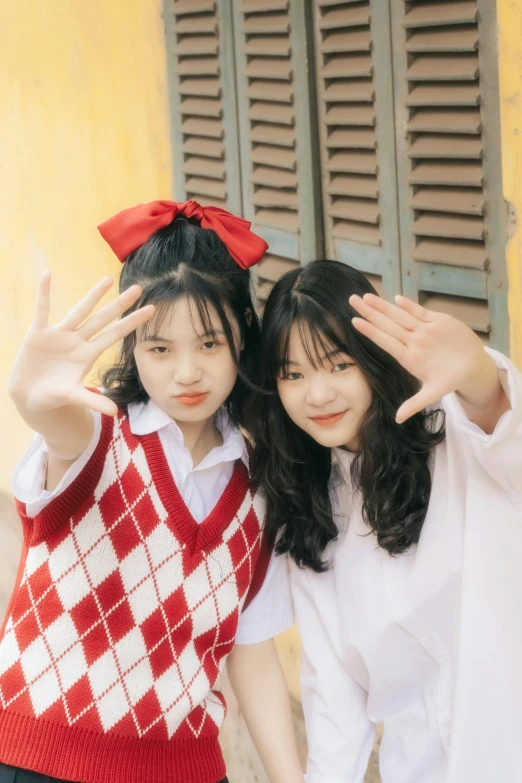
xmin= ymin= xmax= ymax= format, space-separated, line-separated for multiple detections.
xmin=97 ymin=199 xmax=268 ymax=270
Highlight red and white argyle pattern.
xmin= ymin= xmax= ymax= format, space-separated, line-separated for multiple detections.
xmin=0 ymin=415 xmax=265 ymax=743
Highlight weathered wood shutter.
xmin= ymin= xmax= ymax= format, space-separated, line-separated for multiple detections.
xmin=391 ymin=0 xmax=508 ymax=350
xmin=312 ymin=0 xmax=401 ymax=298
xmin=164 ymin=0 xmax=242 ymax=213
xmin=232 ymin=0 xmax=324 ymax=308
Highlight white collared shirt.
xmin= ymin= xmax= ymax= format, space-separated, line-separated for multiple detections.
xmin=12 ymin=401 xmax=293 ymax=643
xmin=245 ymin=349 xmax=522 ymax=783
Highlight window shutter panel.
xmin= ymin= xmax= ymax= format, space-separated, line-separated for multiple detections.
xmin=232 ymin=0 xmax=323 ymax=302
xmin=164 ymin=0 xmax=242 ymax=213
xmin=313 ymin=0 xmax=401 ymax=298
xmin=391 ymin=0 xmax=509 ymax=350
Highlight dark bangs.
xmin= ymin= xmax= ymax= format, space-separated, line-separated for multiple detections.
xmin=136 ymin=269 xmax=241 ymax=367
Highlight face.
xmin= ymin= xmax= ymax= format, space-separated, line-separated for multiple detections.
xmin=276 ymin=323 xmax=373 ymax=450
xmin=134 ymin=296 xmax=240 ymax=423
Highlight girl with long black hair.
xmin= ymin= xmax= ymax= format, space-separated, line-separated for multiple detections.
xmin=245 ymin=259 xmax=522 ymax=783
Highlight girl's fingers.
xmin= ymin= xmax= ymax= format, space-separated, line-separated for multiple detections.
xmin=70 ymin=386 xmax=120 ymax=417
xmin=359 ymin=293 xmax=419 ymax=331
xmin=395 ymin=295 xmax=432 ymax=323
xmin=32 ymin=271 xmax=51 ymax=328
xmin=58 ymin=277 xmax=114 ymax=331
xmin=395 ymin=383 xmax=444 ymax=424
xmin=352 ymin=317 xmax=405 ymax=363
xmin=90 ymin=304 xmax=156 ymax=355
xmin=78 ymin=284 xmax=144 ymax=341
xmin=349 ymin=295 xmax=410 ymax=344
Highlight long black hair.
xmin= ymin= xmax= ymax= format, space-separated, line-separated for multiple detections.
xmin=247 ymin=260 xmax=445 ymax=571
xmin=101 ymin=216 xmax=261 ymax=426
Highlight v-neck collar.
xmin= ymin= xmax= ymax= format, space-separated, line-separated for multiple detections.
xmin=140 ymin=430 xmax=250 ymax=552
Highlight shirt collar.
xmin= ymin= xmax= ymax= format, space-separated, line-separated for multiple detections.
xmin=127 ymin=399 xmax=248 ymax=466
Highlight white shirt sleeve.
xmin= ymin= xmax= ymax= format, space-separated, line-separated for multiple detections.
xmin=443 ymin=348 xmax=522 ymax=497
xmin=292 ymin=565 xmax=375 ymax=783
xmin=12 ymin=411 xmax=102 ymax=517
xmin=234 ymin=552 xmax=294 ymax=644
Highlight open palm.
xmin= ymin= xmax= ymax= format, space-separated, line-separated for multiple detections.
xmin=8 ymin=273 xmax=155 ymax=417
xmin=350 ymin=293 xmax=486 ymax=423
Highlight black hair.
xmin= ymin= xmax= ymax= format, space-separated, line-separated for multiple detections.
xmin=100 ymin=216 xmax=260 ymax=426
xmin=246 ymin=260 xmax=445 ymax=571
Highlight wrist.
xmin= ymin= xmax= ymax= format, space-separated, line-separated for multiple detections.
xmin=456 ymin=351 xmax=501 ymax=412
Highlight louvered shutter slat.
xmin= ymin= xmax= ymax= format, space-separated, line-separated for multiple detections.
xmin=409 ymin=107 xmax=481 ymax=134
xmin=320 ymin=6 xmax=371 ymax=29
xmin=180 ymin=97 xmax=222 ymax=117
xmin=410 ymin=161 xmax=483 ymax=187
xmin=411 ymin=188 xmax=485 ymax=215
xmin=321 ymin=29 xmax=372 ymax=53
xmin=241 ymin=0 xmax=289 ymax=13
xmin=409 ymin=135 xmax=483 ymax=158
xmin=181 ymin=117 xmax=224 ymax=138
xmin=251 ymin=166 xmax=298 ymax=188
xmin=408 ymin=54 xmax=479 ymax=81
xmin=413 ymin=238 xmax=487 ymax=269
xmin=176 ymin=36 xmax=219 ymax=55
xmin=414 ymin=213 xmax=485 ymax=241
xmin=328 ymin=129 xmax=376 ymax=149
xmin=182 ymin=137 xmax=224 ymax=158
xmin=326 ymin=150 xmax=378 ymax=175
xmin=247 ymin=81 xmax=293 ymax=103
xmin=248 ymin=102 xmax=295 ymax=125
xmin=325 ymin=105 xmax=376 ymax=126
xmin=321 ymin=54 xmax=373 ymax=79
xmin=175 ymin=0 xmax=215 ymax=14
xmin=407 ymin=83 xmax=480 ymax=106
xmin=251 ymin=145 xmax=296 ymax=170
xmin=327 ymin=174 xmax=379 ymax=199
xmin=176 ymin=57 xmax=220 ymax=76
xmin=403 ymin=2 xmax=478 ymax=28
xmin=182 ymin=157 xmax=226 ymax=179
xmin=407 ymin=27 xmax=478 ymax=53
xmin=325 ymin=81 xmax=375 ymax=103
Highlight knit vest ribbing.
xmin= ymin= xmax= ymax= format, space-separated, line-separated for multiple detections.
xmin=0 ymin=412 xmax=269 ymax=783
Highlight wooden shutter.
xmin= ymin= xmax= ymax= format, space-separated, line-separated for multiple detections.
xmin=164 ymin=0 xmax=242 ymax=213
xmin=312 ymin=0 xmax=401 ymax=298
xmin=232 ymin=0 xmax=323 ymax=302
xmin=391 ymin=0 xmax=508 ymax=350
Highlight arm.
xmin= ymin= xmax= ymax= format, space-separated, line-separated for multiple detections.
xmin=8 ymin=272 xmax=154 ymax=491
xmin=227 ymin=638 xmax=305 ymax=783
xmin=444 ymin=348 xmax=522 ymax=496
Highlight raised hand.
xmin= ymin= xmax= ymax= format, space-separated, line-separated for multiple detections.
xmin=9 ymin=272 xmax=155 ymax=417
xmin=349 ymin=293 xmax=496 ymax=424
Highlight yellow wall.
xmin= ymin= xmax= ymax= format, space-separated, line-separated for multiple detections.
xmin=498 ymin=0 xmax=522 ymax=368
xmin=0 ymin=0 xmax=173 ymax=492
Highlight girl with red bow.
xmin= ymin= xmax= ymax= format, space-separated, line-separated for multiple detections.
xmin=1 ymin=201 xmax=302 ymax=783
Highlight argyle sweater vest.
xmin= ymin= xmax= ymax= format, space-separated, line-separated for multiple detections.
xmin=0 ymin=412 xmax=270 ymax=783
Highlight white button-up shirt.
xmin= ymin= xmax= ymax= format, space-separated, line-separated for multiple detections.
xmin=247 ymin=349 xmax=522 ymax=783
xmin=13 ymin=401 xmax=293 ymax=643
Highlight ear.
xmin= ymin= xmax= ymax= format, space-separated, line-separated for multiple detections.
xmin=244 ymin=307 xmax=253 ymax=327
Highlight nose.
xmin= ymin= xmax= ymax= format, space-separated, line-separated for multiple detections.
xmin=173 ymin=354 xmax=202 ymax=386
xmin=305 ymin=374 xmax=336 ymax=407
